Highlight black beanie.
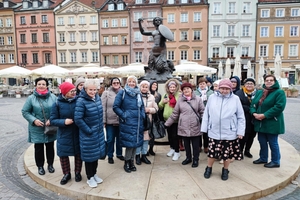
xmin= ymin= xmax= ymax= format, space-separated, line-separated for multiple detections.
xmin=110 ymin=77 xmax=121 ymax=86
xmin=244 ymin=78 xmax=256 ymax=85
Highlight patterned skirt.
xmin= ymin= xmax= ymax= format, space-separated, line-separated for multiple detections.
xmin=207 ymin=137 xmax=242 ymax=161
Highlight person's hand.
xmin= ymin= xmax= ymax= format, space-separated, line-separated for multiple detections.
xmin=103 ymin=123 xmax=106 ymax=128
xmin=45 ymin=119 xmax=50 ymax=126
xmin=145 ymin=108 xmax=150 ymax=113
xmin=163 ymin=98 xmax=169 ymax=104
xmin=253 ymin=113 xmax=265 ymax=121
xmin=138 ymin=18 xmax=144 ymax=22
xmin=34 ymin=119 xmax=44 ymax=127
xmin=65 ymin=118 xmax=73 ymax=125
xmin=164 ymin=124 xmax=169 ymax=129
xmin=237 ymin=135 xmax=243 ymax=139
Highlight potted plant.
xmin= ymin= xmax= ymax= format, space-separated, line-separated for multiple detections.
xmin=289 ymin=87 xmax=299 ymax=98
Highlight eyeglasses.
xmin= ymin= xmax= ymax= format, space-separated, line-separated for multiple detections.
xmin=70 ymin=90 xmax=76 ymax=94
xmin=265 ymin=79 xmax=274 ymax=82
xmin=112 ymin=82 xmax=120 ymax=85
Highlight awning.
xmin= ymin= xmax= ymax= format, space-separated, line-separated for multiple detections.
xmin=269 ymin=67 xmax=295 ymax=72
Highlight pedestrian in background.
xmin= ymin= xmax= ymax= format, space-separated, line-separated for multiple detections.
xmin=230 ymin=76 xmax=241 ymax=94
xmin=74 ymin=77 xmax=85 ymax=95
xmin=21 ymin=77 xmax=57 ymax=176
xmin=50 ymin=82 xmax=82 ymax=185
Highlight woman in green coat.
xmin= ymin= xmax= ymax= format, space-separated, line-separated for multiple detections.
xmin=250 ymin=74 xmax=286 ymax=168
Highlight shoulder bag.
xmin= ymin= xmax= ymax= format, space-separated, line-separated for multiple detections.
xmin=37 ymin=98 xmax=58 ymax=135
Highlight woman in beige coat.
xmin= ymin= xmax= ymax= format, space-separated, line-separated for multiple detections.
xmin=136 ymin=80 xmax=158 ymax=165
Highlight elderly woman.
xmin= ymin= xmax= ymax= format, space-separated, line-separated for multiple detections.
xmin=22 ymin=77 xmax=57 ymax=175
xmin=50 ymin=82 xmax=82 ymax=185
xmin=201 ymin=79 xmax=245 ymax=180
xmin=165 ymin=82 xmax=205 ymax=167
xmin=250 ymin=74 xmax=286 ymax=168
xmin=113 ymin=76 xmax=145 ymax=173
xmin=75 ymin=79 xmax=106 ymax=188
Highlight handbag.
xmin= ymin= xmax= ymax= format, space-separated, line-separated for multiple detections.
xmin=151 ymin=113 xmax=166 ymax=139
xmin=143 ymin=114 xmax=151 ymax=131
xmin=186 ymin=101 xmax=202 ymax=122
xmin=37 ymin=98 xmax=58 ymax=135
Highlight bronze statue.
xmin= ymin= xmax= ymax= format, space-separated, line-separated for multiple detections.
xmin=138 ymin=17 xmax=175 ymax=82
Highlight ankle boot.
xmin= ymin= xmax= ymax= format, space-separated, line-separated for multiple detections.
xmin=136 ymin=155 xmax=141 ymax=165
xmin=123 ymin=160 xmax=131 ymax=173
xmin=204 ymin=166 xmax=212 ymax=179
xmin=221 ymin=167 xmax=229 ymax=181
xmin=148 ymin=146 xmax=156 ymax=156
xmin=141 ymin=155 xmax=151 ymax=164
xmin=130 ymin=159 xmax=137 ymax=171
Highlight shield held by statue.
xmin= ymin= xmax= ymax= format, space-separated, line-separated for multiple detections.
xmin=159 ymin=25 xmax=174 ymax=41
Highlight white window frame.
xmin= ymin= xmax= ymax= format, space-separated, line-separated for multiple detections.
xmin=168 ymin=14 xmax=175 ymax=23
xmin=0 ymin=19 xmax=3 ymax=27
xmin=168 ymin=0 xmax=174 ymax=4
xmin=136 ymin=0 xmax=142 ymax=3
xmin=81 ymin=52 xmax=87 ymax=62
xmin=69 ymin=32 xmax=75 ymax=42
xmin=59 ymin=33 xmax=65 ymax=42
xmin=69 ymin=17 xmax=74 ymax=25
xmin=290 ymin=26 xmax=299 ymax=36
xmin=8 ymin=54 xmax=14 ymax=63
xmin=193 ymin=50 xmax=200 ymax=60
xmin=60 ymin=52 xmax=66 ymax=62
xmin=261 ymin=9 xmax=270 ymax=18
xmin=135 ymin=52 xmax=142 ymax=63
xmin=112 ymin=36 xmax=118 ymax=45
xmin=70 ymin=52 xmax=77 ymax=62
xmin=168 ymin=51 xmax=174 ymax=60
xmin=91 ymin=31 xmax=98 ymax=41
xmin=260 ymin=27 xmax=269 ymax=37
xmin=274 ymin=44 xmax=283 ymax=56
xmin=181 ymin=0 xmax=187 ymax=3
xmin=117 ymin=3 xmax=124 ymax=10
xmin=121 ymin=36 xmax=127 ymax=44
xmin=102 ymin=19 xmax=108 ymax=28
xmin=180 ymin=50 xmax=188 ymax=60
xmin=80 ymin=32 xmax=86 ymax=42
xmin=121 ymin=18 xmax=127 ymax=27
xmin=104 ymin=56 xmax=110 ymax=64
xmin=242 ymin=47 xmax=249 ymax=57
xmin=6 ymin=18 xmax=12 ymax=27
xmin=42 ymin=15 xmax=48 ymax=23
xmin=134 ymin=32 xmax=142 ymax=42
xmin=90 ymin=16 xmax=96 ymax=24
xmin=275 ymin=26 xmax=284 ymax=37
xmin=58 ymin=17 xmax=64 ymax=25
xmin=227 ymin=47 xmax=235 ymax=57
xmin=7 ymin=36 xmax=13 ymax=45
xmin=43 ymin=33 xmax=49 ymax=42
xmin=259 ymin=45 xmax=268 ymax=57
xmin=194 ymin=12 xmax=201 ymax=22
xmin=108 ymin=4 xmax=114 ymax=11
xmin=180 ymin=13 xmax=188 ymax=23
xmin=79 ymin=16 xmax=85 ymax=24
xmin=193 ymin=30 xmax=200 ymax=40
xmin=112 ymin=19 xmax=118 ymax=27
xmin=122 ymin=55 xmax=128 ymax=64
xmin=291 ymin=8 xmax=300 ymax=17
xmin=134 ymin=12 xmax=142 ymax=21
xmin=276 ymin=9 xmax=285 ymax=17
xmin=243 ymin=2 xmax=250 ymax=13
xmin=289 ymin=44 xmax=298 ymax=56
xmin=20 ymin=16 xmax=26 ymax=24
xmin=103 ymin=36 xmax=109 ymax=45
xmin=113 ymin=55 xmax=119 ymax=64
xmin=148 ymin=11 xmax=157 ymax=18
xmin=92 ymin=52 xmax=98 ymax=62
xmin=212 ymin=47 xmax=220 ymax=58
xmin=213 ymin=2 xmax=221 ymax=14
xmin=149 ymin=0 xmax=156 ymax=3
xmin=181 ymin=31 xmax=188 ymax=40
xmin=228 ymin=25 xmax=235 ymax=36
xmin=213 ymin=25 xmax=220 ymax=37
xmin=228 ymin=2 xmax=236 ymax=14
xmin=0 ymin=54 xmax=5 ymax=63
xmin=242 ymin=25 xmax=250 ymax=36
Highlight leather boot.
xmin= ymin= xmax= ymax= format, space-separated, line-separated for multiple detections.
xmin=204 ymin=166 xmax=212 ymax=179
xmin=123 ymin=160 xmax=131 ymax=173
xmin=60 ymin=173 xmax=71 ymax=185
xmin=148 ymin=145 xmax=155 ymax=156
xmin=136 ymin=155 xmax=141 ymax=165
xmin=221 ymin=167 xmax=229 ymax=181
xmin=130 ymin=159 xmax=137 ymax=171
xmin=141 ymin=155 xmax=151 ymax=164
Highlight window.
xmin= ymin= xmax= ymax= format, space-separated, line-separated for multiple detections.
xmin=113 ymin=55 xmax=118 ymax=64
xmin=8 ymin=54 xmax=14 ymax=63
xmin=274 ymin=45 xmax=283 ymax=56
xmin=7 ymin=36 xmax=13 ymax=45
xmin=31 ymin=16 xmax=36 ymax=24
xmin=228 ymin=2 xmax=236 ymax=14
xmin=112 ymin=36 xmax=118 ymax=45
xmin=212 ymin=47 xmax=219 ymax=58
xmin=60 ymin=52 xmax=66 ymax=62
xmin=69 ymin=17 xmax=74 ymax=25
xmin=135 ymin=52 xmax=142 ymax=62
xmin=80 ymin=32 xmax=86 ymax=41
xmin=168 ymin=0 xmax=174 ymax=4
xmin=6 ymin=18 xmax=12 ymax=27
xmin=92 ymin=52 xmax=98 ymax=62
xmin=121 ymin=18 xmax=127 ymax=27
xmin=43 ymin=33 xmax=49 ymax=42
xmin=181 ymin=31 xmax=188 ymax=40
xmin=261 ymin=9 xmax=269 ymax=18
xmin=181 ymin=13 xmax=188 ymax=22
xmin=121 ymin=36 xmax=127 ymax=44
xmin=242 ymin=47 xmax=249 ymax=57
xmin=42 ymin=15 xmax=48 ymax=23
xmin=0 ymin=19 xmax=3 ymax=27
xmin=33 ymin=53 xmax=38 ymax=64
xmin=275 ymin=27 xmax=284 ymax=37
xmin=136 ymin=0 xmax=142 ymax=3
xmin=0 ymin=37 xmax=4 ymax=45
xmin=102 ymin=19 xmax=108 ymax=28
xmin=112 ymin=19 xmax=118 ymax=27
xmin=260 ymin=27 xmax=269 ymax=37
xmin=193 ymin=30 xmax=200 ymax=40
xmin=276 ymin=9 xmax=284 ymax=17
xmin=59 ymin=33 xmax=65 ymax=42
xmin=81 ymin=52 xmax=87 ymax=62
xmin=0 ymin=54 xmax=5 ymax=63
xmin=213 ymin=25 xmax=220 ymax=37
xmin=150 ymin=0 xmax=156 ymax=3
xmin=20 ymin=16 xmax=26 ymax=24
xmin=108 ymin=4 xmax=114 ymax=11
xmin=45 ymin=53 xmax=51 ymax=63
xmin=228 ymin=25 xmax=235 ymax=36
xmin=148 ymin=11 xmax=157 ymax=18
xmin=31 ymin=33 xmax=37 ymax=43
xmin=70 ymin=52 xmax=76 ymax=62
xmin=91 ymin=31 xmax=98 ymax=41
xmin=122 ymin=55 xmax=128 ymax=64
xmin=21 ymin=53 xmax=27 ymax=64
xmin=70 ymin=32 xmax=75 ymax=42
xmin=134 ymin=32 xmax=142 ymax=42
xmin=242 ymin=25 xmax=250 ymax=36
xmin=58 ymin=17 xmax=64 ymax=25
xmin=104 ymin=55 xmax=109 ymax=64
xmin=90 ymin=16 xmax=96 ymax=24
xmin=227 ymin=47 xmax=234 ymax=57
xmin=181 ymin=0 xmax=187 ymax=3
xmin=134 ymin=12 xmax=142 ymax=21
xmin=289 ymin=44 xmax=298 ymax=56
xmin=213 ymin=2 xmax=221 ymax=14
xmin=290 ymin=26 xmax=299 ymax=36
xmin=259 ymin=45 xmax=268 ymax=57
xmin=181 ymin=50 xmax=187 ymax=60
xmin=117 ymin=3 xmax=124 ymax=10
xmin=243 ymin=2 xmax=250 ymax=13
xmin=193 ymin=50 xmax=200 ymax=60
xmin=79 ymin=16 xmax=85 ymax=24
xmin=103 ymin=36 xmax=109 ymax=45
xmin=168 ymin=14 xmax=175 ymax=23
xmin=168 ymin=51 xmax=174 ymax=60
xmin=20 ymin=34 xmax=26 ymax=43
xmin=291 ymin=8 xmax=299 ymax=17
xmin=194 ymin=12 xmax=201 ymax=22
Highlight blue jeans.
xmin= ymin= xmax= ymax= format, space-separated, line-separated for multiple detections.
xmin=258 ymin=132 xmax=281 ymax=165
xmin=136 ymin=140 xmax=149 ymax=155
xmin=106 ymin=125 xmax=122 ymax=158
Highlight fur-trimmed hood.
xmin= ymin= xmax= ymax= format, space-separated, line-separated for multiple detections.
xmin=164 ymin=79 xmax=181 ymax=95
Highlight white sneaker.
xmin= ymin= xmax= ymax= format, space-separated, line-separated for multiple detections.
xmin=219 ymin=159 xmax=224 ymax=164
xmin=172 ymin=152 xmax=181 ymax=161
xmin=87 ymin=178 xmax=97 ymax=188
xmin=93 ymin=174 xmax=103 ymax=184
xmin=167 ymin=149 xmax=175 ymax=157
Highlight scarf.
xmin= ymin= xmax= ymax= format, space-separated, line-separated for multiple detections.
xmin=183 ymin=95 xmax=191 ymax=101
xmin=197 ymin=87 xmax=208 ymax=101
xmin=168 ymin=93 xmax=176 ymax=108
xmin=36 ymin=89 xmax=48 ymax=95
xmin=242 ymin=87 xmax=256 ymax=103
xmin=258 ymin=87 xmax=275 ymax=106
xmin=112 ymin=87 xmax=121 ymax=94
xmin=124 ymin=84 xmax=143 ymax=108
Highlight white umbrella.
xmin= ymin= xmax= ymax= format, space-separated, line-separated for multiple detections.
xmin=258 ymin=57 xmax=265 ymax=85
xmin=247 ymin=60 xmax=252 ymax=78
xmin=0 ymin=65 xmax=32 ymax=77
xmin=108 ymin=63 xmax=146 ymax=76
xmin=218 ymin=61 xmax=223 ymax=79
xmin=173 ymin=61 xmax=217 ymax=75
xmin=224 ymin=58 xmax=231 ymax=78
xmin=274 ymin=53 xmax=282 ymax=79
xmin=233 ymin=54 xmax=241 ymax=79
xmin=31 ymin=64 xmax=69 ymax=78
xmin=68 ymin=64 xmax=111 ymax=76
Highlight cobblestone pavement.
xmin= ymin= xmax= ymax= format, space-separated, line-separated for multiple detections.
xmin=0 ymin=96 xmax=299 ymax=200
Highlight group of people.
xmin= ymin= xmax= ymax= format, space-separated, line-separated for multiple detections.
xmin=21 ymin=73 xmax=286 ymax=189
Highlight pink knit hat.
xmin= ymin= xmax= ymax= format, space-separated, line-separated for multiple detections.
xmin=219 ymin=79 xmax=232 ymax=90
